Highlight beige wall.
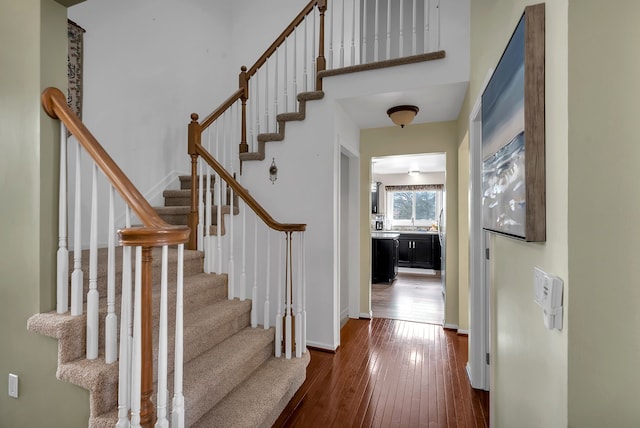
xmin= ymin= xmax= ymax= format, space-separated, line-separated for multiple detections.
xmin=567 ymin=1 xmax=640 ymax=426
xmin=360 ymin=121 xmax=459 ymax=326
xmin=0 ymin=1 xmax=89 ymax=425
xmin=458 ymin=0 xmax=569 ymax=426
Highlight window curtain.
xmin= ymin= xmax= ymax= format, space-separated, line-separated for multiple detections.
xmin=384 ymin=184 xmax=444 ymax=191
xmin=67 ymin=20 xmax=85 ymax=121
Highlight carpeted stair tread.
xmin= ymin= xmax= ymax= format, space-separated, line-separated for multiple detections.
xmin=179 ymin=175 xmax=214 ymax=190
xmin=27 ymin=272 xmax=228 ymax=364
xmin=241 ymin=90 xmax=324 ymax=163
xmin=192 ymin=352 xmax=310 ymax=428
xmin=182 ymin=326 xmax=275 ymax=426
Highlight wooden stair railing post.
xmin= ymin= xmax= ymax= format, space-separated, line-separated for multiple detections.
xmin=140 ymin=246 xmax=156 ymax=428
xmin=188 ymin=114 xmax=201 ymax=250
xmin=316 ymin=0 xmax=328 ymax=91
xmin=239 ymin=66 xmax=249 ymax=154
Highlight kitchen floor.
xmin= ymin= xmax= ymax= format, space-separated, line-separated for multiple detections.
xmin=372 ymin=268 xmax=444 ymax=325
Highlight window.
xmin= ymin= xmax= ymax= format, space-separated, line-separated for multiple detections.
xmin=386 ymin=185 xmax=443 ymax=227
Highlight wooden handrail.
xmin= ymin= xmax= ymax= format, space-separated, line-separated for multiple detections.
xmin=42 ymin=86 xmax=189 ymax=244
xmin=246 ymin=0 xmax=319 ymax=78
xmin=199 ymin=88 xmax=245 ymax=131
xmin=194 ymin=143 xmax=306 ymax=233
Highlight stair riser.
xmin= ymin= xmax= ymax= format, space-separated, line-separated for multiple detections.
xmin=158 ymin=213 xmax=188 ymax=225
xmin=180 ymin=176 xmax=215 ymax=190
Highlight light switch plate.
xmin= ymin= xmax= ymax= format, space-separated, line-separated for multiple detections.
xmin=533 ymin=267 xmax=564 ymax=330
xmin=8 ymin=373 xmax=18 ymax=398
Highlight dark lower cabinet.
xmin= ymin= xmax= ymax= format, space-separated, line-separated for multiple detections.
xmin=372 ymin=237 xmax=399 ymax=283
xmin=398 ymin=234 xmax=441 ymax=270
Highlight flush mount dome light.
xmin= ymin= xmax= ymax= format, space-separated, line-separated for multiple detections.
xmin=386 ymin=105 xmax=419 ymax=128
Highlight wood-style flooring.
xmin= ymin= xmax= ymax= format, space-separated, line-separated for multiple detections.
xmin=372 ymin=269 xmax=444 ymax=325
xmin=275 ymin=318 xmax=490 ymax=428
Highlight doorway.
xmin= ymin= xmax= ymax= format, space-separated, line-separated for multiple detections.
xmin=370 ymin=153 xmax=446 ymax=325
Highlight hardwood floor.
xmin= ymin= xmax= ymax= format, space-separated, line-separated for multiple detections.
xmin=372 ymin=269 xmax=444 ymax=325
xmin=275 ymin=318 xmax=489 ymax=428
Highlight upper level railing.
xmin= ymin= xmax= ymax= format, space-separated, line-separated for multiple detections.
xmin=42 ymin=87 xmax=188 ymax=428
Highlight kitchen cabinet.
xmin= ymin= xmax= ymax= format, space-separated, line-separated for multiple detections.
xmin=372 ymin=235 xmax=399 ymax=283
xmin=398 ymin=233 xmax=441 ymax=270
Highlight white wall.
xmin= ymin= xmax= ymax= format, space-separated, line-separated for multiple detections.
xmin=68 ymin=0 xmax=236 ymax=245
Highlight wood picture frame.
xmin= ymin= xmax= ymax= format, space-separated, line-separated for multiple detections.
xmin=481 ymin=3 xmax=545 ymax=242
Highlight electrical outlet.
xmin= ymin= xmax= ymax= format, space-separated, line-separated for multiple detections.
xmin=8 ymin=373 xmax=18 ymax=398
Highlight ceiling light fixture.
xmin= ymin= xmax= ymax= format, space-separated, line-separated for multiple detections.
xmin=408 ymin=170 xmax=420 ymax=176
xmin=386 ymin=105 xmax=419 ymax=128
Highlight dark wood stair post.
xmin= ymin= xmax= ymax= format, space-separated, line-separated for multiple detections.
xmin=316 ymin=0 xmax=327 ymax=91
xmin=187 ymin=114 xmax=201 ymax=251
xmin=239 ymin=65 xmax=249 ymax=154
xmin=140 ymin=246 xmax=156 ymax=428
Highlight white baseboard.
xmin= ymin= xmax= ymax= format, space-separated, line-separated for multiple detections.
xmin=444 ymin=323 xmax=459 ymax=330
xmin=306 ymin=340 xmax=338 ymax=352
xmin=458 ymin=329 xmax=469 ymax=335
xmin=466 ymin=362 xmax=473 ymax=383
xmin=143 ymin=170 xmax=188 ymax=206
xmin=359 ymin=311 xmax=373 ymax=319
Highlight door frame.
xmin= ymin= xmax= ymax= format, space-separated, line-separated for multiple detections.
xmin=467 ymin=69 xmax=493 ymax=391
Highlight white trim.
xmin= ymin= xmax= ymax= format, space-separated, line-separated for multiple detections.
xmin=468 ymin=68 xmax=493 ymax=392
xmin=143 ymin=170 xmax=189 ymax=207
xmin=359 ymin=311 xmax=373 ymax=319
xmin=457 ymin=329 xmax=469 ymax=335
xmin=306 ymin=340 xmax=338 ymax=351
xmin=444 ymin=323 xmax=459 ymax=330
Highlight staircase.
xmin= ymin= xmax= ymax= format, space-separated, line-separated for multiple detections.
xmin=28 ymin=211 xmax=309 ymax=427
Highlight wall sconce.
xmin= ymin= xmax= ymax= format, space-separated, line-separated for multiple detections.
xmin=387 ymin=105 xmax=419 ymax=128
xmin=269 ymin=158 xmax=278 ymax=184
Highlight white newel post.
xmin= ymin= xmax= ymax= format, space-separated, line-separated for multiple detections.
xmin=57 ymin=123 xmax=68 ymax=314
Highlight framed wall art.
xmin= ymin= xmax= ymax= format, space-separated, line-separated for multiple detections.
xmin=481 ymin=3 xmax=545 ymax=242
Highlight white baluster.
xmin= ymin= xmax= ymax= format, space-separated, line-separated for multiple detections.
xmin=340 ymin=0 xmax=345 ymax=67
xmin=399 ymin=0 xmax=404 ymax=57
xmin=116 ymin=208 xmax=132 ymax=428
xmin=285 ymin=232 xmax=292 ymax=359
xmin=251 ymin=216 xmax=258 ymax=328
xmin=293 ymin=29 xmax=298 ymax=104
xmin=424 ymin=0 xmax=429 ymax=53
xmin=57 ymin=123 xmax=68 ymax=314
xmin=264 ymin=229 xmax=271 ymax=329
xmin=301 ymin=232 xmax=307 ymax=353
xmin=275 ymin=236 xmax=283 ymax=358
xmin=295 ymin=233 xmax=303 ymax=358
xmin=413 ymin=0 xmax=418 ymax=55
xmin=216 ymin=115 xmax=223 ymax=274
xmin=70 ymin=141 xmax=83 ymax=316
xmin=255 ymin=70 xmax=261 ymax=137
xmin=351 ymin=0 xmax=357 ymax=65
xmin=105 ymin=185 xmax=117 ymax=364
xmin=312 ymin=11 xmax=317 ymax=88
xmin=374 ymin=0 xmax=380 ymax=61
xmin=362 ymin=0 xmax=368 ymax=63
xmin=228 ymin=186 xmax=235 ymax=299
xmin=435 ymin=0 xmax=440 ymax=51
xmin=240 ymin=201 xmax=247 ymax=301
xmin=274 ymin=47 xmax=279 ymax=122
xmin=386 ymin=0 xmax=391 ymax=60
xmin=264 ymin=59 xmax=269 ymax=133
xmin=171 ymin=244 xmax=185 ymax=428
xmin=155 ymin=245 xmax=169 ymax=428
xmin=329 ymin=0 xmax=334 ymax=68
xmin=204 ymin=128 xmax=213 ymax=273
xmin=86 ymin=164 xmax=99 ymax=360
xmin=303 ymin=16 xmax=308 ymax=92
xmin=249 ymin=77 xmax=255 ymax=153
xmin=284 ymin=38 xmax=289 ymax=112
xmin=197 ymin=160 xmax=204 ymax=252
xmin=130 ymin=246 xmax=143 ymax=428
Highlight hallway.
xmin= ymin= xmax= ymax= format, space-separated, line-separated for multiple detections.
xmin=372 ymin=268 xmax=445 ymax=325
xmin=275 ymin=318 xmax=489 ymax=427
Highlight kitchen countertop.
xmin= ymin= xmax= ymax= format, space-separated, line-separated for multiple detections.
xmin=377 ymin=230 xmax=440 ymax=235
xmin=371 ymin=232 xmax=400 ymax=239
